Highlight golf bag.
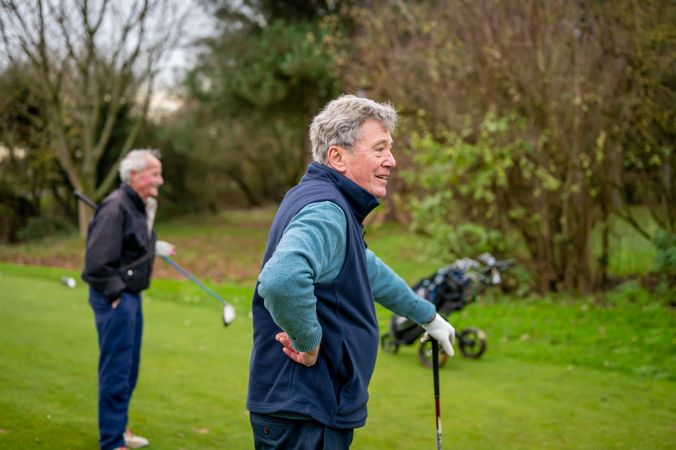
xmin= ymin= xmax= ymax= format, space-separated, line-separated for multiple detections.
xmin=380 ymin=253 xmax=513 ymax=368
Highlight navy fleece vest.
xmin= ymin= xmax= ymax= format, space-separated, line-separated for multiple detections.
xmin=247 ymin=162 xmax=380 ymax=429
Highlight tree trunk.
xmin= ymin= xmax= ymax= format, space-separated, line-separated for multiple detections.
xmin=599 ymin=208 xmax=610 ymax=290
xmin=78 ymin=201 xmax=93 ymax=238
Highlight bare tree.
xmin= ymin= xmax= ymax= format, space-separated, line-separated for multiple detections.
xmin=0 ymin=0 xmax=190 ymax=234
xmin=343 ymin=0 xmax=673 ymax=292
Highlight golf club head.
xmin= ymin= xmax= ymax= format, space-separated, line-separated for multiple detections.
xmin=222 ymin=303 xmax=236 ymax=327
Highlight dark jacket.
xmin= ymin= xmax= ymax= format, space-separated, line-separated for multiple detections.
xmin=82 ymin=183 xmax=156 ymax=301
xmin=247 ymin=162 xmax=380 ymax=429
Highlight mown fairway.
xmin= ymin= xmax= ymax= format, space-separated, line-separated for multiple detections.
xmin=1 ymin=262 xmax=674 ymax=450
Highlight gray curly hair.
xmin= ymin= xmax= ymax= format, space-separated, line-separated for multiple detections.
xmin=309 ymin=94 xmax=398 ymax=164
xmin=119 ymin=149 xmax=161 ymax=183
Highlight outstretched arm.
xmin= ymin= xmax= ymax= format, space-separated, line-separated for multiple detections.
xmin=367 ymin=251 xmax=455 ymax=355
xmin=366 ymin=249 xmax=436 ymax=324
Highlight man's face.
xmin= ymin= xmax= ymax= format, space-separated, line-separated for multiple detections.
xmin=341 ymin=120 xmax=396 ymax=198
xmin=129 ymin=156 xmax=163 ymax=200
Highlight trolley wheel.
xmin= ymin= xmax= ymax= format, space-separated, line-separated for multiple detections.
xmin=458 ymin=327 xmax=487 ymax=359
xmin=380 ymin=333 xmax=400 ymax=354
xmin=418 ymin=339 xmax=449 ymax=368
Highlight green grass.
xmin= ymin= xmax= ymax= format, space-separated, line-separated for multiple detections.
xmin=0 ymin=263 xmax=253 ymax=450
xmin=1 ymin=263 xmax=674 ymax=449
xmin=453 ymin=293 xmax=676 ymax=381
xmin=0 ymin=208 xmax=672 ymax=448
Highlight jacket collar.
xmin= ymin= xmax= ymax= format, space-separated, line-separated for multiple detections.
xmin=301 ymin=162 xmax=379 ymax=223
xmin=121 ymin=183 xmax=147 ymax=214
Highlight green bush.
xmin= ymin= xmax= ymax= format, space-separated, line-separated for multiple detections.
xmin=16 ymin=216 xmax=76 ymax=242
xmin=605 ymin=280 xmax=653 ymax=305
xmin=603 ymin=278 xmax=675 ymax=308
xmin=653 ymin=229 xmax=676 ymax=278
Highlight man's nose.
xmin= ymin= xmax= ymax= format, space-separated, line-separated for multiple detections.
xmin=384 ymin=149 xmax=396 ymax=168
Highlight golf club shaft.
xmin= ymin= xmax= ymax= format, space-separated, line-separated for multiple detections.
xmin=160 ymin=255 xmax=226 ymax=305
xmin=432 ymin=339 xmax=442 ymax=450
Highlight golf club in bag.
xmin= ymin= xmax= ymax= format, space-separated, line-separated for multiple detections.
xmin=75 ymin=191 xmax=235 ymax=326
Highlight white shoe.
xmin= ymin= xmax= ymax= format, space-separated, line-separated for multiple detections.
xmin=124 ymin=429 xmax=149 ymax=448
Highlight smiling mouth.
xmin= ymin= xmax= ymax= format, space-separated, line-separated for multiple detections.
xmin=375 ymin=175 xmax=389 ymax=181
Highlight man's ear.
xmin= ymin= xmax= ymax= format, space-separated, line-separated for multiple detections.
xmin=326 ymin=146 xmax=347 ymax=173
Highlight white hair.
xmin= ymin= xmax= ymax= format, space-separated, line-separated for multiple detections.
xmin=119 ymin=149 xmax=161 ymax=183
xmin=309 ymin=94 xmax=398 ymax=164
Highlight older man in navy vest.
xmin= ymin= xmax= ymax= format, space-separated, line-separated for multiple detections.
xmin=248 ymin=95 xmax=456 ymax=450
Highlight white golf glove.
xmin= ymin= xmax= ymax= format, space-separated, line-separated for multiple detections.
xmin=155 ymin=240 xmax=176 ymax=257
xmin=421 ymin=313 xmax=456 ymax=356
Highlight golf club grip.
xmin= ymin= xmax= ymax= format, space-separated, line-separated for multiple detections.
xmin=74 ymin=191 xmax=98 ymax=210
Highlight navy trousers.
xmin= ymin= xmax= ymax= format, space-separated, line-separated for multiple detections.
xmin=250 ymin=413 xmax=354 ymax=450
xmin=90 ymin=288 xmax=143 ymax=450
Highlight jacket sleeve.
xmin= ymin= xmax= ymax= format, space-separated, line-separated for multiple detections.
xmin=83 ymin=200 xmax=126 ymax=300
xmin=257 ymin=201 xmax=346 ymax=352
xmin=367 ymin=249 xmax=436 ymax=324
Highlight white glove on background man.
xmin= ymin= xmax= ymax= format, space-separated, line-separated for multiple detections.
xmin=155 ymin=240 xmax=176 ymax=257
xmin=421 ymin=313 xmax=456 ymax=356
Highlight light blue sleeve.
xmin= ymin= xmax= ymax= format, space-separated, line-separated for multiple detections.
xmin=257 ymin=201 xmax=346 ymax=352
xmin=366 ymin=249 xmax=436 ymax=324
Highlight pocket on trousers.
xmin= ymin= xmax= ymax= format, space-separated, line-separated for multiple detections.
xmin=89 ymin=288 xmax=113 ymax=312
xmin=250 ymin=413 xmax=291 ymax=450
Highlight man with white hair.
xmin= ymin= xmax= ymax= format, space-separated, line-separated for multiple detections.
xmin=82 ymin=149 xmax=174 ymax=450
xmin=247 ymin=95 xmax=456 ymax=449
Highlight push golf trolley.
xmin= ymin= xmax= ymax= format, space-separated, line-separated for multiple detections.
xmin=380 ymin=253 xmax=513 ymax=368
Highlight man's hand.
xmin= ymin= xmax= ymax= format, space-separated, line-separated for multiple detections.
xmin=111 ymin=298 xmax=121 ymax=309
xmin=275 ymin=332 xmax=319 ymax=367
xmin=155 ymin=240 xmax=176 ymax=257
xmin=421 ymin=313 xmax=456 ymax=356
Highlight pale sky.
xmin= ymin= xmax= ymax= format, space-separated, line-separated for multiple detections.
xmin=155 ymin=3 xmax=218 ymax=88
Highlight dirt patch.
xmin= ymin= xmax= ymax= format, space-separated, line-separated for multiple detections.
xmin=2 ymin=254 xmax=84 ymax=271
xmin=1 ymin=246 xmax=261 ymax=284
